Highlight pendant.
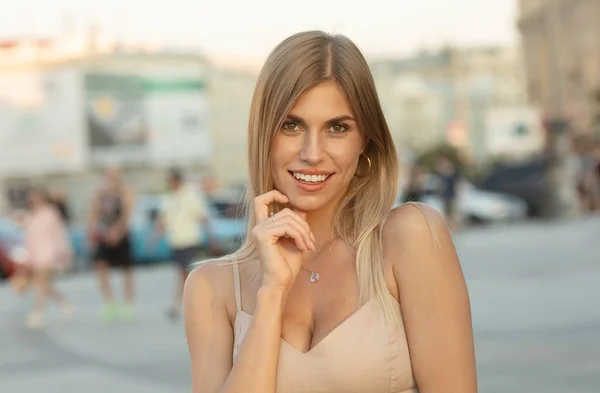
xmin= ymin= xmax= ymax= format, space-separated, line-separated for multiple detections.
xmin=309 ymin=271 xmax=320 ymax=283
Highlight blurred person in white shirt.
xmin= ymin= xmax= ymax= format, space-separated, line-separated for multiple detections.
xmin=153 ymin=169 xmax=215 ymax=319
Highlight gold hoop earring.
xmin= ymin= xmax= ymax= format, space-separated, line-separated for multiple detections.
xmin=354 ymin=154 xmax=372 ymax=178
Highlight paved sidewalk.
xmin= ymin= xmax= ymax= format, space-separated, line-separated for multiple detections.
xmin=1 ymin=217 xmax=599 ymax=392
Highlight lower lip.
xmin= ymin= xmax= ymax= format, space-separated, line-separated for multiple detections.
xmin=289 ymin=172 xmax=333 ymax=192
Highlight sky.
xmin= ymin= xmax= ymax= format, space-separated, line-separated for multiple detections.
xmin=0 ymin=0 xmax=518 ymax=64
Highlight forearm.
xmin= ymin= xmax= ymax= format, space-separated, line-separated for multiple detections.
xmin=219 ymin=287 xmax=285 ymax=393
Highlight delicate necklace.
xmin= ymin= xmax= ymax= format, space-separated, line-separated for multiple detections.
xmin=302 ymin=237 xmax=338 ymax=283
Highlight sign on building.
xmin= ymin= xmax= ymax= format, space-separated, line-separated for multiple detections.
xmin=85 ymin=71 xmax=211 ymax=166
xmin=0 ymin=68 xmax=87 ymax=176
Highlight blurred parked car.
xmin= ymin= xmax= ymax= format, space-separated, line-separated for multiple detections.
xmin=455 ymin=182 xmax=527 ymax=224
xmin=398 ymin=176 xmax=528 ymax=225
xmin=478 ymin=158 xmax=551 ymax=217
xmin=207 ymin=187 xmax=246 ymax=219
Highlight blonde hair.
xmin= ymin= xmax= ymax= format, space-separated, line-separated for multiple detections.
xmin=216 ymin=31 xmax=399 ymax=318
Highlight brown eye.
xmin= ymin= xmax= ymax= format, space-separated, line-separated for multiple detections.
xmin=328 ymin=124 xmax=348 ymax=134
xmin=282 ymin=122 xmax=301 ymax=132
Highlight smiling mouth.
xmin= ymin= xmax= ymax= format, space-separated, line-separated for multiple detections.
xmin=288 ymin=171 xmax=332 ymax=183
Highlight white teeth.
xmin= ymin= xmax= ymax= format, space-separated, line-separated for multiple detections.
xmin=292 ymin=172 xmax=330 ymax=183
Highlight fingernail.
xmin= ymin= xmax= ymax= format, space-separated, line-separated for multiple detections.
xmin=311 ymin=241 xmax=316 ymax=251
xmin=311 ymin=233 xmax=316 ymax=242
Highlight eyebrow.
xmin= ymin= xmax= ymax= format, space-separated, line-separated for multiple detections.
xmin=286 ymin=114 xmax=356 ymax=127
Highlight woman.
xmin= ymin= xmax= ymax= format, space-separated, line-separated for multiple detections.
xmin=184 ymin=31 xmax=477 ymax=393
xmin=24 ymin=188 xmax=73 ymax=328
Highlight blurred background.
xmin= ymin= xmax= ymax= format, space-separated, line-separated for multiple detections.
xmin=0 ymin=0 xmax=599 ymax=392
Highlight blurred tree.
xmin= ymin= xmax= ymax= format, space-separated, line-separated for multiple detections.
xmin=416 ymin=143 xmax=463 ymax=173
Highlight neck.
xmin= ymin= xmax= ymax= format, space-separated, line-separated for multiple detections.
xmin=304 ymin=203 xmax=339 ymax=251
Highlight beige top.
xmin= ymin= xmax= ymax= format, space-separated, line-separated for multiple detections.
xmin=232 ymin=264 xmax=419 ymax=393
xmin=161 ymin=185 xmax=207 ymax=249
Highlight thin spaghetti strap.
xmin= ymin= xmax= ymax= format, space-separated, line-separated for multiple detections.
xmin=232 ymin=263 xmax=242 ymax=312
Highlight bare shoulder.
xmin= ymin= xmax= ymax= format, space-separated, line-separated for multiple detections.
xmin=382 ymin=205 xmax=476 ymax=392
xmin=185 ymin=260 xmax=237 ymax=320
xmin=184 ymin=260 xmax=240 ymax=391
xmin=382 ymin=202 xmax=464 ymax=302
xmin=383 ymin=202 xmax=453 ymax=260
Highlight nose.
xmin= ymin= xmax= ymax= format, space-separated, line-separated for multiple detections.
xmin=298 ymin=130 xmax=325 ymax=165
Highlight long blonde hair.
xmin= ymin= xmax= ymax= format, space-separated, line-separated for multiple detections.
xmin=218 ymin=31 xmax=399 ymax=318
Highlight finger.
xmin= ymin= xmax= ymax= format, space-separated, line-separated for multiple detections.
xmin=253 ymin=219 xmax=307 ymax=251
xmin=253 ymin=190 xmax=289 ymax=222
xmin=269 ymin=215 xmax=314 ymax=251
xmin=266 ymin=221 xmax=310 ymax=251
xmin=292 ymin=209 xmax=316 ymax=243
xmin=273 ymin=208 xmax=315 ymax=245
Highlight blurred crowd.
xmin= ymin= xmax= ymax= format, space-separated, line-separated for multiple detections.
xmin=0 ymin=167 xmax=244 ymax=328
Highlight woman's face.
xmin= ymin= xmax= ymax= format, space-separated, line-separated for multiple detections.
xmin=271 ymin=81 xmax=365 ymax=213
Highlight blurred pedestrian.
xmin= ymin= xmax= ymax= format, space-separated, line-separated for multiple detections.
xmin=436 ymin=156 xmax=461 ymax=230
xmin=402 ymin=163 xmax=426 ymax=203
xmin=88 ymin=168 xmax=136 ymax=322
xmin=152 ymin=168 xmax=215 ymax=319
xmin=575 ymin=137 xmax=599 ymax=213
xmin=23 ymin=187 xmax=73 ymax=329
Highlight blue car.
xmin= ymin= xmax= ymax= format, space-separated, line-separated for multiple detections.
xmin=0 ymin=216 xmax=23 ymax=249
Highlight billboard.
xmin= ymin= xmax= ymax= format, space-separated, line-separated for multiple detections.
xmin=0 ymin=68 xmax=87 ymax=176
xmin=85 ymin=72 xmax=211 ymax=166
xmin=484 ymin=106 xmax=545 ymax=158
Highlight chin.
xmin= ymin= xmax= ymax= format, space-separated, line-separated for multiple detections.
xmin=285 ymin=194 xmax=330 ymax=213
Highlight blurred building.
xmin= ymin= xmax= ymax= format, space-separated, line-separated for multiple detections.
xmin=371 ymin=45 xmax=534 ymax=164
xmin=518 ymin=0 xmax=600 ymax=134
xmin=207 ymin=67 xmax=256 ymax=188
xmin=0 ymin=30 xmax=257 ymax=219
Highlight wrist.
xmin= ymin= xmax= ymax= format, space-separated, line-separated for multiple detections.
xmin=256 ymin=286 xmax=287 ymax=313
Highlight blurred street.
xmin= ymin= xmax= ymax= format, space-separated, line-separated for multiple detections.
xmin=1 ymin=217 xmax=599 ymax=393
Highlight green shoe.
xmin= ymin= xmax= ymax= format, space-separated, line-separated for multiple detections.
xmin=100 ymin=303 xmax=119 ymax=323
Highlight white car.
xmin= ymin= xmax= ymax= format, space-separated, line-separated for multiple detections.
xmin=398 ymin=178 xmax=528 ymax=225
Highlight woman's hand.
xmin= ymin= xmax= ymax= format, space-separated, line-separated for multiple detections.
xmin=250 ymin=190 xmax=315 ymax=291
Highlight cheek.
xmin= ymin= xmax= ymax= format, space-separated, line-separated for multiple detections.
xmin=329 ymin=144 xmax=362 ymax=174
xmin=270 ymin=138 xmax=292 ymax=180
